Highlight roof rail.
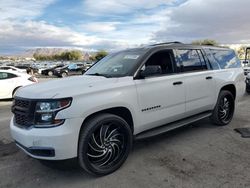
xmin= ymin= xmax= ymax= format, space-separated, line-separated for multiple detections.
xmin=149 ymin=41 xmax=183 ymax=46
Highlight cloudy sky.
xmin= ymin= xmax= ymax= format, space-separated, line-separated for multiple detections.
xmin=0 ymin=0 xmax=249 ymax=55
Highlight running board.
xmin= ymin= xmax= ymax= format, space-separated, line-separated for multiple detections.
xmin=135 ymin=111 xmax=212 ymax=140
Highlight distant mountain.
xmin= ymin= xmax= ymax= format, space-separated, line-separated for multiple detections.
xmin=0 ymin=48 xmax=96 ymax=61
xmin=23 ymin=48 xmax=93 ymax=61
xmin=25 ymin=48 xmax=78 ymax=56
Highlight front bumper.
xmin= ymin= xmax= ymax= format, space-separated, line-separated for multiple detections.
xmin=10 ymin=117 xmax=83 ymax=160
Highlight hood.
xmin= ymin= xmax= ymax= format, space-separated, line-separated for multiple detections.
xmin=15 ymin=75 xmax=119 ymax=99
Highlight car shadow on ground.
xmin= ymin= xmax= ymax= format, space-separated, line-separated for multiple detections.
xmin=38 ymin=118 xmax=216 ymax=173
xmin=133 ymin=117 xmax=219 ymax=151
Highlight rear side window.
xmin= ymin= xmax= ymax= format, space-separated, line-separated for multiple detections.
xmin=0 ymin=72 xmax=8 ymax=79
xmin=0 ymin=72 xmax=17 ymax=79
xmin=175 ymin=49 xmax=207 ymax=72
xmin=7 ymin=73 xmax=18 ymax=79
xmin=203 ymin=49 xmax=220 ymax=70
xmin=207 ymin=49 xmax=241 ymax=69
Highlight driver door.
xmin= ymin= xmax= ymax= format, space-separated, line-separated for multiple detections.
xmin=134 ymin=50 xmax=186 ymax=133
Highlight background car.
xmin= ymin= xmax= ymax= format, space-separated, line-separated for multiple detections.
xmin=0 ymin=70 xmax=38 ymax=99
xmin=0 ymin=66 xmax=27 ymax=73
xmin=15 ymin=64 xmax=39 ymax=75
xmin=41 ymin=64 xmax=64 ymax=76
xmin=53 ymin=63 xmax=86 ymax=77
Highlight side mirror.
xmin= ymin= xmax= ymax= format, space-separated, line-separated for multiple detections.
xmin=140 ymin=65 xmax=162 ymax=78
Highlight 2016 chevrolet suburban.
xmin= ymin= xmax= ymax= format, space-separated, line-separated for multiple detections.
xmin=10 ymin=42 xmax=245 ymax=176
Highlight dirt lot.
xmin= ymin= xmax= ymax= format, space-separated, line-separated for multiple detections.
xmin=0 ymin=85 xmax=250 ymax=188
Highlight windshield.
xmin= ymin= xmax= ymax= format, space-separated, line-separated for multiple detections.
xmin=85 ymin=50 xmax=144 ymax=77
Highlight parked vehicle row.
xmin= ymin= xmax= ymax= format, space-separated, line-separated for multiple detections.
xmin=0 ymin=61 xmax=93 ymax=78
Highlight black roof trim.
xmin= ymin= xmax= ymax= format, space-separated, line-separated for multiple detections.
xmin=149 ymin=41 xmax=183 ymax=46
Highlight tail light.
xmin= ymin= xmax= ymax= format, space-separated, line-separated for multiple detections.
xmin=28 ymin=76 xmax=38 ymax=83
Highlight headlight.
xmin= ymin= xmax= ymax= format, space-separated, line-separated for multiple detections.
xmin=34 ymin=98 xmax=72 ymax=128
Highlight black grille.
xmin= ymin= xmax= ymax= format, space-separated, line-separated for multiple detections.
xmin=14 ymin=99 xmax=30 ymax=108
xmin=12 ymin=98 xmax=35 ymax=128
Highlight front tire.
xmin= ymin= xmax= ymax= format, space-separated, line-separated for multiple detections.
xmin=210 ymin=90 xmax=235 ymax=126
xmin=78 ymin=113 xmax=133 ymax=176
xmin=61 ymin=72 xmax=68 ymax=77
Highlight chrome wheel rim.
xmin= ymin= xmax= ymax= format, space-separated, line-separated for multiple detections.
xmin=218 ymin=96 xmax=232 ymax=122
xmin=87 ymin=122 xmax=126 ymax=168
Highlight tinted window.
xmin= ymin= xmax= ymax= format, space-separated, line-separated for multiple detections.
xmin=0 ymin=67 xmax=8 ymax=70
xmin=140 ymin=50 xmax=174 ymax=77
xmin=197 ymin=50 xmax=208 ymax=69
xmin=7 ymin=73 xmax=18 ymax=79
xmin=203 ymin=49 xmax=220 ymax=70
xmin=68 ymin=64 xmax=77 ymax=69
xmin=0 ymin=72 xmax=17 ymax=79
xmin=0 ymin=72 xmax=8 ymax=79
xmin=209 ymin=49 xmax=241 ymax=69
xmin=86 ymin=50 xmax=145 ymax=77
xmin=175 ymin=49 xmax=206 ymax=72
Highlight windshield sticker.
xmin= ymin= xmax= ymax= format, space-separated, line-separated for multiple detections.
xmin=124 ymin=55 xmax=140 ymax=59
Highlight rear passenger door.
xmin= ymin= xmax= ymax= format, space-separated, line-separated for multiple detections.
xmin=174 ymin=49 xmax=216 ymax=115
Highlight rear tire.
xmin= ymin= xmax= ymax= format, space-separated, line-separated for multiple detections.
xmin=78 ymin=113 xmax=133 ymax=176
xmin=210 ymin=90 xmax=235 ymax=126
xmin=48 ymin=71 xmax=53 ymax=76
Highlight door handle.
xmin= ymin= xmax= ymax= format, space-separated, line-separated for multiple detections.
xmin=173 ymin=81 xmax=183 ymax=85
xmin=206 ymin=76 xmax=213 ymax=80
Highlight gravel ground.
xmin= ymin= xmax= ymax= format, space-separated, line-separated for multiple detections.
xmin=0 ymin=81 xmax=250 ymax=188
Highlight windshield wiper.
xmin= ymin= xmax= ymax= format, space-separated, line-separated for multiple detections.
xmin=86 ymin=73 xmax=109 ymax=78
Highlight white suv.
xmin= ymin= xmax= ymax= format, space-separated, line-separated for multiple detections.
xmin=10 ymin=43 xmax=245 ymax=176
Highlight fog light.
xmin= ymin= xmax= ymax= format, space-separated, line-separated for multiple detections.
xmin=41 ymin=113 xmax=53 ymax=121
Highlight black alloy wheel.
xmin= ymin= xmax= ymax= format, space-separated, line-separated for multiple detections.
xmin=211 ymin=90 xmax=235 ymax=126
xmin=78 ymin=114 xmax=132 ymax=176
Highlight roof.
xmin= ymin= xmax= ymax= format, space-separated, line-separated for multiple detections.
xmin=137 ymin=42 xmax=230 ymax=51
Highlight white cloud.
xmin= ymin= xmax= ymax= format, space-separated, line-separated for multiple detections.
xmin=81 ymin=22 xmax=119 ymax=33
xmin=0 ymin=21 xmax=98 ymax=46
xmin=152 ymin=0 xmax=250 ymax=44
xmin=82 ymin=0 xmax=175 ymax=15
xmin=2 ymin=0 xmax=250 ymax=55
xmin=0 ymin=0 xmax=56 ymax=21
xmin=0 ymin=20 xmax=133 ymax=53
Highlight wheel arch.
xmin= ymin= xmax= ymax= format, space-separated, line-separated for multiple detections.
xmin=220 ymin=84 xmax=236 ymax=100
xmin=12 ymin=86 xmax=22 ymax=97
xmin=80 ymin=106 xmax=134 ymax=134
